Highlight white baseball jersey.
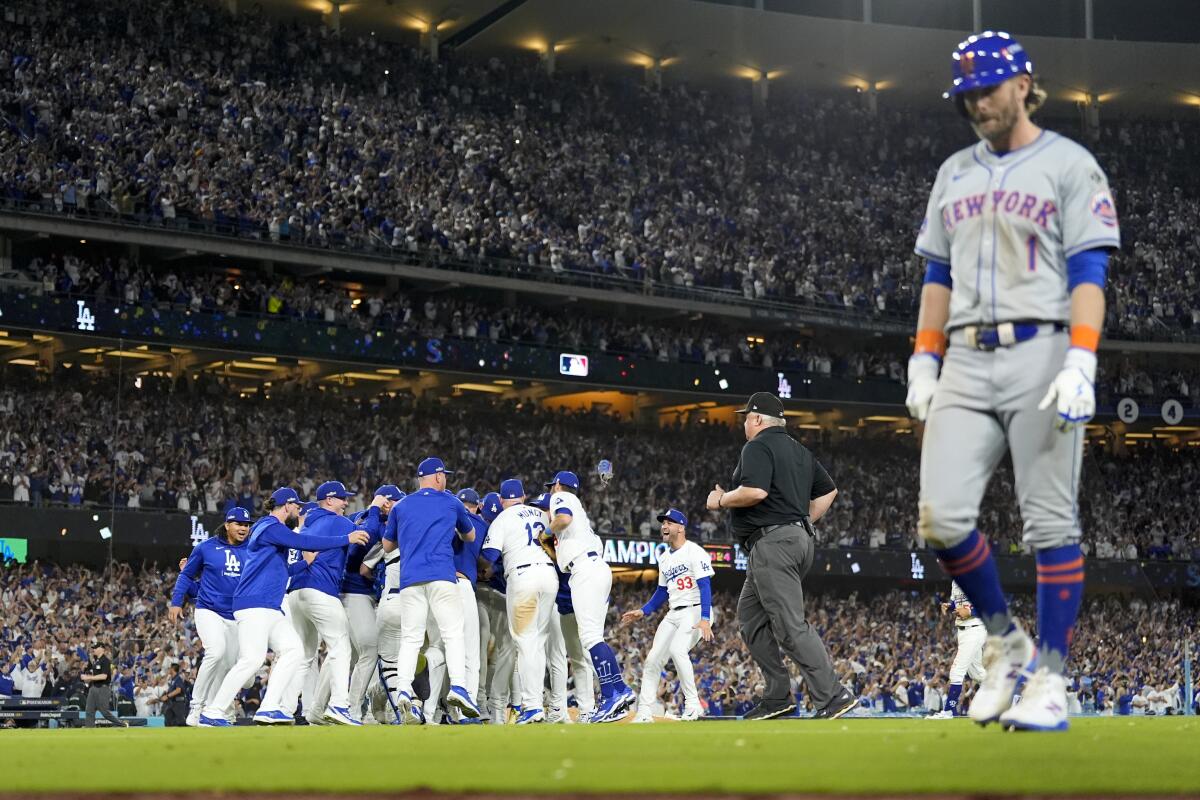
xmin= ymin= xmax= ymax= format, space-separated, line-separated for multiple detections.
xmin=914 ymin=132 xmax=1120 ymax=329
xmin=549 ymin=491 xmax=603 ymax=571
xmin=482 ymin=504 xmax=553 ymax=577
xmin=657 ymin=541 xmax=715 ymax=608
xmin=950 ymin=580 xmax=979 ymax=628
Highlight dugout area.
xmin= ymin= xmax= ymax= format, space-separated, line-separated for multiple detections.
xmin=2 ymin=717 xmax=1198 ymax=797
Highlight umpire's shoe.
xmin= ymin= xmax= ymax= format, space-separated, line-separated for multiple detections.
xmin=741 ymin=698 xmax=796 ymax=721
xmin=811 ymin=691 xmax=857 ymax=720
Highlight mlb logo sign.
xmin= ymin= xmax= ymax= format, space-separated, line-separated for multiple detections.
xmin=559 ymin=353 xmax=589 ymax=377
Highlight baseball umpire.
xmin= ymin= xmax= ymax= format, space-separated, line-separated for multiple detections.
xmin=707 ymin=392 xmax=854 ymax=720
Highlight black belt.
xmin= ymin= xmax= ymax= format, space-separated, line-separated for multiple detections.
xmin=514 ymin=562 xmax=553 ymax=573
xmin=742 ymin=520 xmax=811 ymax=553
xmin=387 ymin=587 xmax=401 ymax=596
xmin=565 ymin=551 xmax=600 ymax=574
xmin=671 ymin=602 xmax=701 ymax=611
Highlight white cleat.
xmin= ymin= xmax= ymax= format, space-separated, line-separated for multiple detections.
xmin=185 ymin=710 xmax=202 ymax=727
xmin=322 ymin=705 xmax=363 ymax=726
xmin=545 ymin=707 xmax=572 ymax=724
xmin=969 ymin=623 xmax=1035 ymax=726
xmin=924 ymin=710 xmax=954 ymax=719
xmin=679 ymin=706 xmax=702 ymax=722
xmin=576 ymin=711 xmax=593 ymax=725
xmin=999 ymin=667 xmax=1069 ymax=732
xmin=631 ymin=710 xmax=654 ymax=724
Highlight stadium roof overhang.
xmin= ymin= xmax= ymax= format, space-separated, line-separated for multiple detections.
xmin=261 ymin=0 xmax=1200 ymax=115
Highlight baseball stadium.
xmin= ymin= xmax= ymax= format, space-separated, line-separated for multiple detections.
xmin=2 ymin=1 xmax=1199 ymax=798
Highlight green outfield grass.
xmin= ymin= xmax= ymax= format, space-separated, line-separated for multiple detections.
xmin=4 ymin=717 xmax=1199 ymax=795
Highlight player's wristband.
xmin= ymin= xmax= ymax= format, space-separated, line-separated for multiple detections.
xmin=913 ymin=329 xmax=947 ymax=359
xmin=1069 ymin=324 xmax=1101 ymax=353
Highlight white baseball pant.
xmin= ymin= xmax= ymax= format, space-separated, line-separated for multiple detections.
xmin=375 ymin=590 xmax=405 ymax=714
xmin=558 ymin=610 xmax=596 ymax=715
xmin=189 ymin=608 xmax=239 ymax=717
xmin=476 ymin=593 xmax=493 ymax=712
xmin=483 ymin=588 xmax=516 ymax=721
xmin=423 ymin=577 xmax=481 ymax=719
xmin=950 ymin=623 xmax=988 ymax=683
xmin=204 ymin=607 xmax=302 ymax=717
xmin=567 ymin=556 xmax=611 ymax=650
xmin=636 ymin=606 xmax=710 ymax=713
xmin=289 ymin=588 xmax=352 ymax=714
xmin=395 ymin=581 xmax=466 ymax=700
xmin=506 ymin=564 xmax=558 ymax=712
xmin=342 ymin=592 xmax=379 ymax=717
xmin=546 ymin=606 xmax=568 ymax=712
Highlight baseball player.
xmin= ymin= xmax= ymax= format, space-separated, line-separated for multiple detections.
xmin=532 ymin=491 xmax=593 ymax=724
xmin=339 ymin=484 xmax=402 ymax=722
xmin=286 ymin=480 xmax=366 ymax=726
xmin=621 ymin=509 xmax=714 ymax=723
xmin=199 ymin=488 xmax=368 ymax=726
xmin=382 ymin=457 xmax=481 ymax=724
xmin=169 ymin=507 xmax=251 ymax=726
xmin=475 ymin=492 xmax=519 ymax=723
xmin=479 ymin=479 xmax=558 ymax=724
xmin=926 ymin=581 xmax=986 ymax=719
xmin=907 ymin=31 xmax=1119 ymax=732
xmin=546 ymin=470 xmax=636 ymax=723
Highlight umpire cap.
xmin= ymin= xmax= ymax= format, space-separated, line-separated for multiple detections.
xmin=735 ymin=392 xmax=785 ymax=418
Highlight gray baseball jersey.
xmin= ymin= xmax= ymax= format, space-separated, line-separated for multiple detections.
xmin=915 ymin=131 xmax=1121 ymax=329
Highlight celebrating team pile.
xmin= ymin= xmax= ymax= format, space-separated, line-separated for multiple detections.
xmin=168 ymin=462 xmax=695 ymax=726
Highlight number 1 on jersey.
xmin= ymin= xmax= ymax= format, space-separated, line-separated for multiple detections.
xmin=1026 ymin=235 xmax=1037 ymax=272
xmin=525 ymin=521 xmax=546 ymax=546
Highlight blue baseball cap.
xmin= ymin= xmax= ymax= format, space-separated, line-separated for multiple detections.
xmin=499 ymin=478 xmax=525 ymax=500
xmin=946 ymin=31 xmax=1033 ymax=98
xmin=270 ymin=487 xmax=301 ymax=506
xmin=544 ymin=470 xmax=579 ymax=490
xmin=457 ymin=488 xmax=481 ymax=505
xmin=225 ymin=507 xmax=252 ymax=524
xmin=527 ymin=492 xmax=551 ymax=511
xmin=316 ymin=480 xmax=355 ymax=500
xmin=299 ymin=501 xmax=319 ymax=516
xmin=374 ymin=484 xmax=404 ymax=501
xmin=480 ymin=492 xmax=502 ymax=523
xmin=417 ymin=457 xmax=454 ymax=477
xmin=656 ymin=508 xmax=688 ymax=526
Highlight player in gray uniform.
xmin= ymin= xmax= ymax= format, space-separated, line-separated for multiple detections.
xmin=925 ymin=581 xmax=986 ymax=719
xmin=906 ymin=31 xmax=1119 ymax=732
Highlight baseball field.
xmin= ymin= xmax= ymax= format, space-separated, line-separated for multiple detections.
xmin=3 ymin=717 xmax=1198 ymax=797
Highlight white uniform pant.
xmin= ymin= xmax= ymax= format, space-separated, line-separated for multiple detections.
xmin=476 ymin=593 xmax=493 ymax=711
xmin=190 ymin=608 xmax=239 ymax=716
xmin=395 ymin=581 xmax=466 ymax=698
xmin=424 ymin=578 xmax=481 ymax=718
xmin=506 ymin=564 xmax=558 ymax=711
xmin=636 ymin=606 xmax=709 ymax=713
xmin=375 ymin=591 xmax=405 ymax=711
xmin=480 ymin=587 xmax=516 ymax=719
xmin=567 ymin=556 xmax=612 ymax=650
xmin=288 ymin=588 xmax=352 ymax=713
xmin=555 ymin=610 xmax=596 ymax=714
xmin=342 ymin=593 xmax=378 ymax=716
xmin=205 ymin=607 xmax=302 ymax=717
xmin=950 ymin=623 xmax=988 ymax=684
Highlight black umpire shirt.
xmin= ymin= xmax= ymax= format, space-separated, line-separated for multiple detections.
xmin=730 ymin=426 xmax=836 ymax=545
xmin=84 ymin=654 xmax=112 ymax=687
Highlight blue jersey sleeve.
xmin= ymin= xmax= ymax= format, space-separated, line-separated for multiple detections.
xmin=383 ymin=510 xmax=400 ymax=543
xmin=259 ymin=526 xmax=350 ymax=552
xmin=1066 ymin=248 xmax=1109 ymax=291
xmin=481 ymin=546 xmax=502 ymax=564
xmin=641 ymin=585 xmax=669 ymax=615
xmin=455 ymin=500 xmax=474 ymax=536
xmin=358 ymin=506 xmax=384 ymax=540
xmin=697 ymin=576 xmax=712 ymax=621
xmin=171 ymin=545 xmax=205 ymax=607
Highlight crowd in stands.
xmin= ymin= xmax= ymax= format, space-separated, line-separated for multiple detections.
xmin=3 ymin=0 xmax=1200 ymax=340
xmin=3 ymin=561 xmax=1195 ymax=719
xmin=0 ymin=369 xmax=1197 ymax=561
xmin=6 ymin=251 xmax=906 ymax=380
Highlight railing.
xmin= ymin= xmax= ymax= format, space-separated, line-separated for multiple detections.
xmin=0 ymin=287 xmax=908 ymax=404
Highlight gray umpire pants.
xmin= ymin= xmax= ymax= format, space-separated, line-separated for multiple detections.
xmin=84 ymin=686 xmax=122 ymax=727
xmin=737 ymin=525 xmax=845 ymax=708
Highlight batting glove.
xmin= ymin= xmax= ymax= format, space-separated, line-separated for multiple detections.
xmin=1037 ymin=347 xmax=1097 ymax=432
xmin=905 ymin=354 xmax=941 ymax=422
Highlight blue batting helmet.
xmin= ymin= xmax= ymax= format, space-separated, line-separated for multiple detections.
xmin=946 ymin=31 xmax=1033 ymax=98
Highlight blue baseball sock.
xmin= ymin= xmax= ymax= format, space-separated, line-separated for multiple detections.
xmin=945 ymin=683 xmax=962 ymax=714
xmin=1036 ymin=544 xmax=1085 ymax=675
xmin=589 ymin=643 xmax=627 ymax=698
xmin=933 ymin=530 xmax=1012 ymax=636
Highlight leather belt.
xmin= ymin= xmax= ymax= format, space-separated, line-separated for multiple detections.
xmin=513 ymin=562 xmax=553 ymax=574
xmin=672 ymin=602 xmax=701 ymax=611
xmin=744 ymin=520 xmax=809 ymax=552
xmin=956 ymin=621 xmax=984 ymax=629
xmin=565 ymin=551 xmax=600 ymax=574
xmin=950 ymin=322 xmax=1065 ymax=351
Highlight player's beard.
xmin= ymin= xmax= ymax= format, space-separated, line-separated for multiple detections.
xmin=968 ymin=87 xmax=1022 ymax=147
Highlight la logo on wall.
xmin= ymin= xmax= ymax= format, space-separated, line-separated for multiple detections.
xmin=76 ymin=300 xmax=96 ymax=331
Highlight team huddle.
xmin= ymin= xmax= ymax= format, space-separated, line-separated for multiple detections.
xmin=169 ymin=461 xmax=714 ymax=726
